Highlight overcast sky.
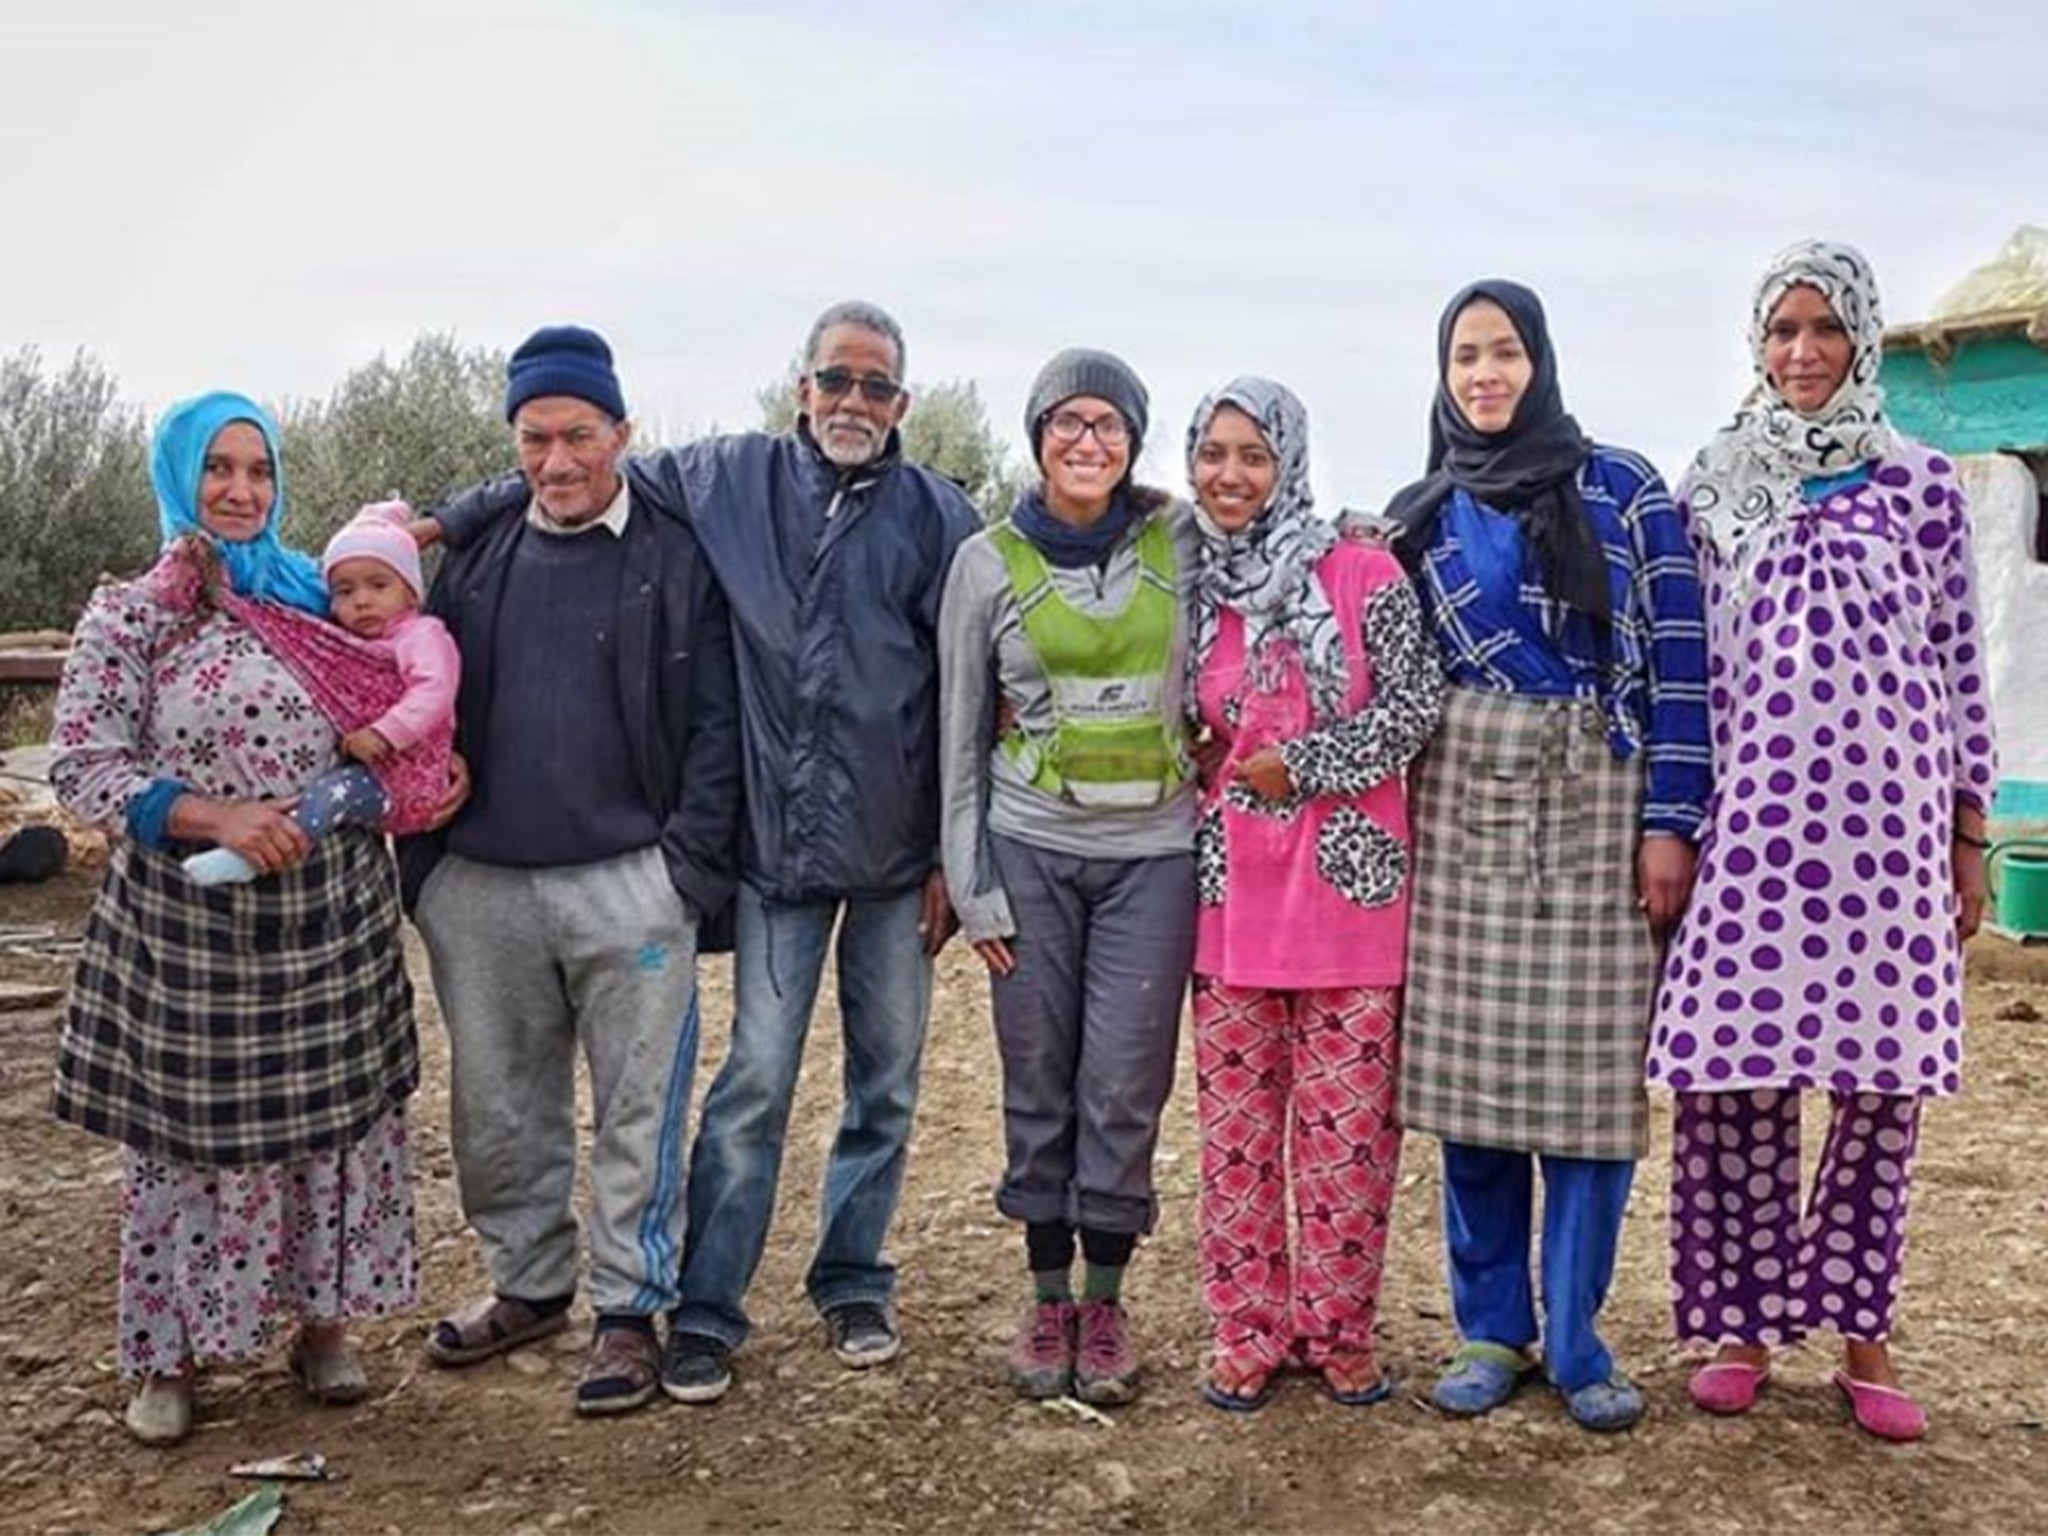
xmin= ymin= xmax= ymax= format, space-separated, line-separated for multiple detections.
xmin=3 ymin=0 xmax=2041 ymax=510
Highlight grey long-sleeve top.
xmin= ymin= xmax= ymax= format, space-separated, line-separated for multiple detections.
xmin=936 ymin=496 xmax=1200 ymax=944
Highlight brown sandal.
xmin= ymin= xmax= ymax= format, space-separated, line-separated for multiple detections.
xmin=291 ymin=1329 xmax=370 ymax=1404
xmin=425 ymin=1294 xmax=571 ymax=1367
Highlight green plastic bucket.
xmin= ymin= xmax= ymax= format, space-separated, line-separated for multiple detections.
xmin=1989 ymin=840 xmax=2048 ymax=936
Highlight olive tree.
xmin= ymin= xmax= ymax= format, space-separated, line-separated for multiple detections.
xmin=279 ymin=333 xmax=513 ymax=548
xmin=0 ymin=348 xmax=155 ymax=632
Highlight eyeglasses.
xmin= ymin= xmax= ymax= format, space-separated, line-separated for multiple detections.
xmin=811 ymin=368 xmax=904 ymax=405
xmin=1043 ymin=409 xmax=1130 ymax=447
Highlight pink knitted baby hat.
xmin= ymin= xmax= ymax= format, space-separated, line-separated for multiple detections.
xmin=321 ymin=499 xmax=424 ymax=599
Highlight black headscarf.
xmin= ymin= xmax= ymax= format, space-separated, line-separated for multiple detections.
xmin=1382 ymin=279 xmax=1608 ymax=623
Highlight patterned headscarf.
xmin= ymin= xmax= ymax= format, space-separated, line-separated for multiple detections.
xmin=150 ymin=391 xmax=328 ymax=615
xmin=1684 ymin=240 xmax=1901 ymax=571
xmin=1186 ymin=376 xmax=1347 ymax=723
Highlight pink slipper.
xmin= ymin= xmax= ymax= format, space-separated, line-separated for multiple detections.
xmin=1687 ymin=1359 xmax=1770 ymax=1415
xmin=1833 ymin=1371 xmax=1927 ymax=1443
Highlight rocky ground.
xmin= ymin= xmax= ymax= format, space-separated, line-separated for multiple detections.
xmin=1 ymin=865 xmax=2044 ymax=1535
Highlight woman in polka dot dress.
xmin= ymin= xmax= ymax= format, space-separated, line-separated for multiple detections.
xmin=1646 ymin=241 xmax=1997 ymax=1442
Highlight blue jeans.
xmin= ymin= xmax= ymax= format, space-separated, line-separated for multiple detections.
xmin=674 ymin=882 xmax=933 ymax=1347
xmin=1440 ymin=1141 xmax=1634 ymax=1393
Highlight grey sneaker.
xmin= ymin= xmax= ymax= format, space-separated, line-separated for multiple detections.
xmin=660 ymin=1329 xmax=733 ymax=1405
xmin=824 ymin=1301 xmax=900 ymax=1369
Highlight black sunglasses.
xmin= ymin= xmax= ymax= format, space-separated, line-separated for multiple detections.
xmin=811 ymin=368 xmax=904 ymax=405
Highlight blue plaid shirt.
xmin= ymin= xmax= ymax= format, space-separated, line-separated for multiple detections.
xmin=1414 ymin=446 xmax=1710 ymax=838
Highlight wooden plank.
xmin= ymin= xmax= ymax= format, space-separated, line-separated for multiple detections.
xmin=0 ymin=652 xmax=66 ymax=684
xmin=0 ymin=982 xmax=64 ymax=1012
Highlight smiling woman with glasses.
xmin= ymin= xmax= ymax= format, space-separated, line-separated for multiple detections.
xmin=938 ymin=347 xmax=1200 ymax=1409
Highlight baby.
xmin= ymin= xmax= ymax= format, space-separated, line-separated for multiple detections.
xmin=183 ymin=500 xmax=459 ymax=885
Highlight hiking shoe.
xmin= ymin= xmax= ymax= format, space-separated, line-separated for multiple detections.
xmin=1008 ymin=1300 xmax=1077 ymax=1399
xmin=574 ymin=1324 xmax=662 ymax=1417
xmin=1432 ymin=1340 xmax=1537 ymax=1417
xmin=661 ymin=1329 xmax=734 ymax=1405
xmin=1072 ymin=1300 xmax=1140 ymax=1406
xmin=824 ymin=1301 xmax=901 ymax=1369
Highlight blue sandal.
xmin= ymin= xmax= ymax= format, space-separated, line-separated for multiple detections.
xmin=1431 ymin=1341 xmax=1537 ymax=1416
xmin=1562 ymin=1372 xmax=1646 ymax=1433
xmin=1201 ymin=1359 xmax=1275 ymax=1414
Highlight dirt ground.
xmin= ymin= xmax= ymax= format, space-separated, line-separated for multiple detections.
xmin=1 ymin=867 xmax=2044 ymax=1536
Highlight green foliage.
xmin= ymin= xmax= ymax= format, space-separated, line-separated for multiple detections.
xmin=278 ymin=333 xmax=513 ymax=548
xmin=0 ymin=348 xmax=155 ymax=632
xmin=758 ymin=359 xmax=1027 ymax=519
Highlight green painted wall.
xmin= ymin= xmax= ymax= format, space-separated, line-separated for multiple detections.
xmin=1881 ymin=335 xmax=2048 ymax=454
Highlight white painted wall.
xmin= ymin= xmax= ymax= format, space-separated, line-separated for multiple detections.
xmin=1960 ymin=453 xmax=2048 ymax=785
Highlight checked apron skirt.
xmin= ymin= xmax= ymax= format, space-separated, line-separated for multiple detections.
xmin=1398 ymin=686 xmax=1657 ymax=1160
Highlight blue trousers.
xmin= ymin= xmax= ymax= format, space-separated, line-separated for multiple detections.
xmin=1440 ymin=1141 xmax=1634 ymax=1393
xmin=674 ymin=882 xmax=933 ymax=1347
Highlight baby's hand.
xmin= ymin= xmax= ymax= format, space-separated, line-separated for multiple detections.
xmin=342 ymin=728 xmax=394 ymax=764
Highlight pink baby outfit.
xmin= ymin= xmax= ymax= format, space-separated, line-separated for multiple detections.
xmin=1191 ymin=538 xmax=1441 ymax=1378
xmin=153 ymin=536 xmax=459 ymax=834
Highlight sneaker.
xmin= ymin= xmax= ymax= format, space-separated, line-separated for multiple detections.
xmin=824 ymin=1301 xmax=900 ymax=1370
xmin=1072 ymin=1299 xmax=1139 ymax=1406
xmin=1009 ymin=1300 xmax=1077 ymax=1399
xmin=574 ymin=1323 xmax=662 ymax=1417
xmin=660 ymin=1329 xmax=734 ymax=1405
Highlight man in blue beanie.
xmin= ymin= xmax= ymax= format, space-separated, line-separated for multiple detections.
xmin=420 ymin=303 xmax=979 ymax=1409
xmin=403 ymin=324 xmax=742 ymax=1417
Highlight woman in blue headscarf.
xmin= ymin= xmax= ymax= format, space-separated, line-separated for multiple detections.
xmin=49 ymin=392 xmax=423 ymax=1445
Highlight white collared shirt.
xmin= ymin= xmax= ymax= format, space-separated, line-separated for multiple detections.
xmin=526 ymin=479 xmax=632 ymax=537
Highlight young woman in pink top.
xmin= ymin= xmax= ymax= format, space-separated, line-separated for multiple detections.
xmin=1186 ymin=378 xmax=1443 ymax=1410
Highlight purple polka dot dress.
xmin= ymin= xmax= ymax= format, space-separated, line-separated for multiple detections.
xmin=1647 ymin=443 xmax=1997 ymax=1100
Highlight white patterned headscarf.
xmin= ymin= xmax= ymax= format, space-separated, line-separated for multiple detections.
xmin=1186 ymin=376 xmax=1347 ymax=723
xmin=1684 ymin=239 xmax=1902 ymax=571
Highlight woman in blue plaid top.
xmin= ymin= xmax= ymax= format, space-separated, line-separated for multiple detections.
xmin=49 ymin=393 xmax=426 ymax=1446
xmin=1385 ymin=281 xmax=1711 ymax=1433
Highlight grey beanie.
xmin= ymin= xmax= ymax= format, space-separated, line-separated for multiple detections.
xmin=1025 ymin=348 xmax=1149 ymax=456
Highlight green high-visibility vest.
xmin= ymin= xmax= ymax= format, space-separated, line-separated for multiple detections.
xmin=991 ymin=514 xmax=1186 ymax=809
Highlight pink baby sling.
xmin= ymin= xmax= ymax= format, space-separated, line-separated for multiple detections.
xmin=154 ymin=536 xmax=450 ymax=835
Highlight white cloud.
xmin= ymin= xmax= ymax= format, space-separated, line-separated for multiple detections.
xmin=3 ymin=0 xmax=2040 ymax=513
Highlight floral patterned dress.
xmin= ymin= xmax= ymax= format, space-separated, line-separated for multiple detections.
xmin=51 ymin=569 xmax=418 ymax=1378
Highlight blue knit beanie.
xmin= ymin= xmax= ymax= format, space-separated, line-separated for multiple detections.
xmin=504 ymin=325 xmax=627 ymax=423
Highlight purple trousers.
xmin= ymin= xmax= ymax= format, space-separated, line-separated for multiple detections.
xmin=1669 ymin=1089 xmax=1922 ymax=1347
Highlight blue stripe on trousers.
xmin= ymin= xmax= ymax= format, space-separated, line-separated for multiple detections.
xmin=632 ymin=990 xmax=701 ymax=1314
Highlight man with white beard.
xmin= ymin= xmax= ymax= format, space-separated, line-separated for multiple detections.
xmin=428 ymin=301 xmax=981 ymax=1405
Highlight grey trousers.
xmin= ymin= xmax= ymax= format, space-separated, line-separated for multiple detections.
xmin=416 ymin=845 xmax=700 ymax=1316
xmin=987 ymin=834 xmax=1195 ymax=1234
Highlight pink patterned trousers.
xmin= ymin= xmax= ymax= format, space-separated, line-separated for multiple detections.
xmin=1193 ymin=977 xmax=1403 ymax=1373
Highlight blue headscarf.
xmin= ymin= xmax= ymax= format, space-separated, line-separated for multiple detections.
xmin=150 ymin=391 xmax=328 ymax=615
